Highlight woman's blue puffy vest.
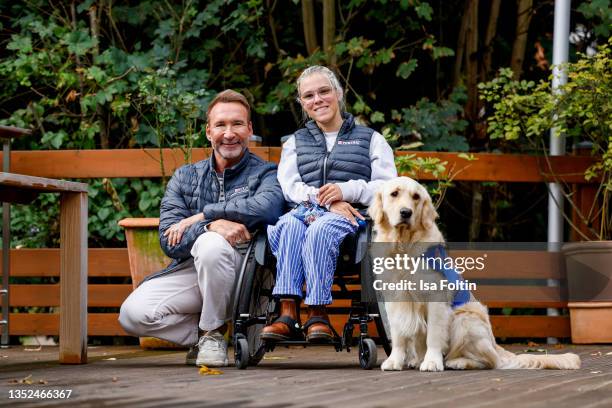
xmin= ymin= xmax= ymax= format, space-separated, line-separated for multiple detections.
xmin=295 ymin=113 xmax=373 ymax=188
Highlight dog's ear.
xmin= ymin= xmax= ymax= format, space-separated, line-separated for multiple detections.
xmin=368 ymin=190 xmax=385 ymax=225
xmin=420 ymin=196 xmax=439 ymax=231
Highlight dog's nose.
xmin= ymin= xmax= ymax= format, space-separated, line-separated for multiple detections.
xmin=400 ymin=207 xmax=413 ymax=219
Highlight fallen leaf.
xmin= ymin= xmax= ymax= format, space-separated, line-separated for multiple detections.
xmin=590 ymin=371 xmax=602 ymax=374
xmin=606 ymin=352 xmax=612 ymax=356
xmin=492 ymin=378 xmax=502 ymax=382
xmin=17 ymin=375 xmax=33 ymax=385
xmin=199 ymin=366 xmax=223 ymax=376
xmin=112 ymin=377 xmax=118 ymax=382
xmin=24 ymin=346 xmax=42 ymax=352
xmin=104 ymin=357 xmax=117 ymax=361
xmin=591 ymin=352 xmax=602 ymax=356
xmin=263 ymin=356 xmax=289 ymax=360
xmin=38 ymin=379 xmax=48 ymax=385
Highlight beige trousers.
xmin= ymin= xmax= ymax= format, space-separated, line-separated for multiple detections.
xmin=118 ymin=232 xmax=244 ymax=346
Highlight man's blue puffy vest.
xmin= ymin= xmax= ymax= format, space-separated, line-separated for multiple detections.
xmin=295 ymin=113 xmax=373 ymax=188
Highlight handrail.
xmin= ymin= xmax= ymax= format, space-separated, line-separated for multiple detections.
xmin=0 ymin=148 xmax=597 ymax=183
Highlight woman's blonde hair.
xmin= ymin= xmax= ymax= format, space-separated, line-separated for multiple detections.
xmin=296 ymin=65 xmax=346 ymax=120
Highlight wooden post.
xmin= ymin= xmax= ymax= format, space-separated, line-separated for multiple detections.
xmin=59 ymin=192 xmax=88 ymax=364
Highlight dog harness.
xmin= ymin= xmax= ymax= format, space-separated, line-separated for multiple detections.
xmin=423 ymin=245 xmax=471 ymax=308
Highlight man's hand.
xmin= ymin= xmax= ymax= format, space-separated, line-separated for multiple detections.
xmin=207 ymin=219 xmax=251 ymax=246
xmin=329 ymin=201 xmax=364 ymax=226
xmin=317 ymin=183 xmax=343 ymax=206
xmin=164 ymin=213 xmax=204 ymax=246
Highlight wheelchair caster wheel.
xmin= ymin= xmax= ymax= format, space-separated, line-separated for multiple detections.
xmin=359 ymin=338 xmax=377 ymax=370
xmin=235 ymin=337 xmax=249 ymax=369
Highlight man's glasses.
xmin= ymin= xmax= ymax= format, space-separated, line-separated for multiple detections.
xmin=300 ymin=86 xmax=334 ymax=103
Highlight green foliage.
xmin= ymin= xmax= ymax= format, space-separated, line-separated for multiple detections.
xmin=134 ymin=66 xmax=210 ymax=158
xmin=395 ymin=152 xmax=476 ymax=206
xmin=384 ymin=87 xmax=469 ymax=152
xmin=578 ymin=0 xmax=612 ymax=38
xmin=479 ymin=40 xmax=612 ymax=239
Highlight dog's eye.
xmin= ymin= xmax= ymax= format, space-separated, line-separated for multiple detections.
xmin=390 ymin=191 xmax=399 ymax=197
xmin=412 ymin=193 xmax=420 ymax=200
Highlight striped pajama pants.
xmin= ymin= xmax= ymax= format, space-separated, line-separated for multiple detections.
xmin=267 ymin=212 xmax=357 ymax=305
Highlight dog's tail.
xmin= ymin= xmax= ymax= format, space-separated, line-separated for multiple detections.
xmin=495 ymin=346 xmax=581 ymax=369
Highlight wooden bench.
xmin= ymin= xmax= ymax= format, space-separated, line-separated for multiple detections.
xmin=3 ymin=241 xmax=569 ymax=340
xmin=0 ymin=148 xmax=596 ymax=342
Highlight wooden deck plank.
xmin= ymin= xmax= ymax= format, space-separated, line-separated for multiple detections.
xmin=0 ymin=345 xmax=609 ymax=408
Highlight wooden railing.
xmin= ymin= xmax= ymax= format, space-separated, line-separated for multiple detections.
xmin=1 ymin=148 xmax=598 ymax=340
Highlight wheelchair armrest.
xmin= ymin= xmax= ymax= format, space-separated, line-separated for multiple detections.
xmin=354 ymin=218 xmax=372 ymax=264
xmin=254 ymin=231 xmax=268 ymax=265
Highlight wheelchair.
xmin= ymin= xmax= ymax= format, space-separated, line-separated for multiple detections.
xmin=231 ymin=217 xmax=391 ymax=370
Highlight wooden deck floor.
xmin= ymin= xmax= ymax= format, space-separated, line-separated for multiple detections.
xmin=1 ymin=344 xmax=611 ymax=408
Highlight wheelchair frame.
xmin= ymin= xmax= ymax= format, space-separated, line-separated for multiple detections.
xmin=231 ymin=221 xmax=391 ymax=370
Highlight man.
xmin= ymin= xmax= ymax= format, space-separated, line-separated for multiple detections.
xmin=119 ymin=90 xmax=284 ymax=367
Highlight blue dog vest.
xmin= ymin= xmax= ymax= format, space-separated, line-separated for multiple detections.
xmin=423 ymin=245 xmax=471 ymax=308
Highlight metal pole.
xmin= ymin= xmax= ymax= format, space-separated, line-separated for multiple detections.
xmin=548 ymin=0 xmax=571 ymax=243
xmin=547 ymin=0 xmax=571 ymax=344
xmin=1 ymin=140 xmax=9 ymax=346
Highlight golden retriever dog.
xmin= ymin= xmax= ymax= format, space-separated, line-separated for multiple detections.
xmin=369 ymin=177 xmax=581 ymax=371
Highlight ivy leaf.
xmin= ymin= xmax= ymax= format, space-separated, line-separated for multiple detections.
xmin=7 ymin=35 xmax=32 ymax=53
xmin=370 ymin=111 xmax=385 ymax=123
xmin=432 ymin=46 xmax=455 ymax=59
xmin=396 ymin=59 xmax=418 ymax=79
xmin=41 ymin=130 xmax=67 ymax=149
xmin=415 ymin=2 xmax=434 ymax=21
xmin=64 ymin=30 xmax=96 ymax=56
xmin=86 ymin=66 xmax=106 ymax=83
xmin=98 ymin=207 xmax=111 ymax=221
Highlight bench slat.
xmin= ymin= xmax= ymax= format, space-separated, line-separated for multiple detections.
xmin=9 ymin=313 xmax=570 ymax=338
xmin=2 ymin=249 xmax=566 ymax=279
xmin=2 ymin=149 xmax=596 ymax=183
xmin=2 ymin=248 xmax=131 ymax=277
xmin=9 ymin=284 xmax=566 ymax=308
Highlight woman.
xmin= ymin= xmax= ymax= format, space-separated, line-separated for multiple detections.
xmin=261 ymin=65 xmax=397 ymax=342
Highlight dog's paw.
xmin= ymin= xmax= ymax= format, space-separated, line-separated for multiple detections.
xmin=445 ymin=358 xmax=468 ymax=370
xmin=381 ymin=357 xmax=404 ymax=371
xmin=406 ymin=356 xmax=421 ymax=369
xmin=419 ymin=357 xmax=444 ymax=372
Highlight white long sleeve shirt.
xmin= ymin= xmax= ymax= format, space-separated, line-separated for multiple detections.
xmin=277 ymin=130 xmax=397 ymax=206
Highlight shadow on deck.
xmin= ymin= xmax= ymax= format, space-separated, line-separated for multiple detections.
xmin=1 ymin=344 xmax=611 ymax=408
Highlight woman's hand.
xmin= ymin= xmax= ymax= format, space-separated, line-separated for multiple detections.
xmin=164 ymin=213 xmax=204 ymax=246
xmin=329 ymin=201 xmax=364 ymax=226
xmin=317 ymin=183 xmax=343 ymax=206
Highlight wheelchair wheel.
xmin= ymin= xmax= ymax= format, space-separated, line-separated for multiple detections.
xmin=234 ymin=336 xmax=249 ymax=370
xmin=235 ymin=260 xmax=275 ymax=367
xmin=359 ymin=338 xmax=377 ymax=370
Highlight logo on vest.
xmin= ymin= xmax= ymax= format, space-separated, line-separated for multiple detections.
xmin=337 ymin=140 xmax=360 ymax=145
xmin=228 ymin=185 xmax=249 ymax=198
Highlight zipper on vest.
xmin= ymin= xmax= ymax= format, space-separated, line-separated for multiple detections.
xmin=322 ymin=151 xmax=330 ymax=185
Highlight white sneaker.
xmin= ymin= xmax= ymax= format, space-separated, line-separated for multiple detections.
xmin=195 ymin=331 xmax=229 ymax=367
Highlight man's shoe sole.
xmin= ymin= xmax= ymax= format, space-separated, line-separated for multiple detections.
xmin=196 ymin=358 xmax=229 ymax=367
